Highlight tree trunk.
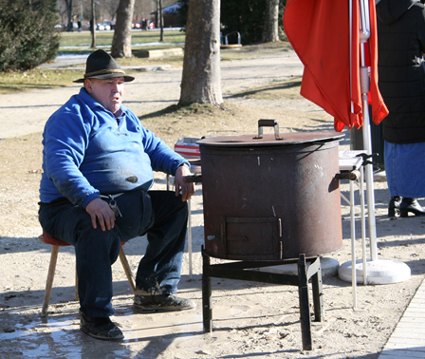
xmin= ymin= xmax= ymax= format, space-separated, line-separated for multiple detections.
xmin=90 ymin=0 xmax=96 ymax=48
xmin=262 ymin=0 xmax=280 ymax=43
xmin=159 ymin=0 xmax=164 ymax=42
xmin=111 ymin=0 xmax=135 ymax=58
xmin=65 ymin=0 xmax=73 ymax=32
xmin=179 ymin=0 xmax=222 ymax=106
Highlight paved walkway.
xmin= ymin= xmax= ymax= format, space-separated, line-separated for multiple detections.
xmin=378 ymin=278 xmax=425 ymax=359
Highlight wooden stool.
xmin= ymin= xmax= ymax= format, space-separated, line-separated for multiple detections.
xmin=38 ymin=231 xmax=135 ymax=316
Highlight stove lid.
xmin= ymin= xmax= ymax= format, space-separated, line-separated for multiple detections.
xmin=197 ymin=130 xmax=345 ymax=148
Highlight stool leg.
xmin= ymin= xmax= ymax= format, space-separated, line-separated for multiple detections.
xmin=42 ymin=245 xmax=60 ymax=316
xmin=119 ymin=246 xmax=135 ymax=294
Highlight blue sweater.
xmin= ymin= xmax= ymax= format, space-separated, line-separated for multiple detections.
xmin=39 ymin=88 xmax=188 ymax=208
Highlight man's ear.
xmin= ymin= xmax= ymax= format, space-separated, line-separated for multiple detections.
xmin=84 ymin=79 xmax=92 ymax=93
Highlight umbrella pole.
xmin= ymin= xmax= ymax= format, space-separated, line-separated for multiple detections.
xmin=358 ymin=0 xmax=378 ymax=262
xmin=360 ymin=88 xmax=378 ymax=262
xmin=358 ymin=0 xmax=410 ymax=283
xmin=356 ymin=63 xmax=411 ymax=283
xmin=340 ymin=0 xmax=411 ymax=287
xmin=358 ymin=0 xmax=376 ymax=262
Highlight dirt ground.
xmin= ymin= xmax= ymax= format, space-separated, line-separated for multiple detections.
xmin=1 ymin=49 xmax=425 ymax=359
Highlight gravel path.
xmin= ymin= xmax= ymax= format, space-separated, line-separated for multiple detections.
xmin=0 ymin=51 xmax=303 ymax=139
xmin=2 ymin=50 xmax=424 ymax=359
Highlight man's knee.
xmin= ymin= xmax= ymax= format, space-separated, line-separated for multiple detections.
xmin=75 ymin=228 xmax=121 ymax=264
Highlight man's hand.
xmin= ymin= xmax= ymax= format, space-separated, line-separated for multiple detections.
xmin=85 ymin=198 xmax=116 ymax=231
xmin=174 ymin=165 xmax=195 ymax=201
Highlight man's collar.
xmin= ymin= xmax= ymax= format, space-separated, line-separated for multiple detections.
xmin=114 ymin=108 xmax=124 ymax=118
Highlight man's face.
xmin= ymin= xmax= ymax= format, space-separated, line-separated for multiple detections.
xmin=85 ymin=77 xmax=125 ymax=114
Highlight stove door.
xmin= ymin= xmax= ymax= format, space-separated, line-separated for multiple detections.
xmin=221 ymin=216 xmax=282 ymax=260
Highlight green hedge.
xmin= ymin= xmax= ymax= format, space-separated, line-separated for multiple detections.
xmin=0 ymin=0 xmax=60 ymax=72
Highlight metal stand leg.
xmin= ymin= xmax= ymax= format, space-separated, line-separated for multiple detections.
xmin=311 ymin=258 xmax=324 ymax=322
xmin=202 ymin=249 xmax=212 ymax=332
xmin=201 ymin=250 xmax=323 ymax=350
xmin=298 ymin=254 xmax=312 ymax=350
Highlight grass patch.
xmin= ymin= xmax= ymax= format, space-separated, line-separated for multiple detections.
xmin=0 ymin=69 xmax=82 ymax=94
xmin=58 ymin=30 xmax=185 ymax=53
xmin=0 ymin=66 xmax=154 ymax=94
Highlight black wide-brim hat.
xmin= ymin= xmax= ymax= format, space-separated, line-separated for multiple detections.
xmin=73 ymin=49 xmax=135 ymax=83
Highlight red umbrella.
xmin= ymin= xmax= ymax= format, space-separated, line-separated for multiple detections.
xmin=283 ymin=0 xmax=411 ymax=305
xmin=283 ymin=0 xmax=388 ymax=132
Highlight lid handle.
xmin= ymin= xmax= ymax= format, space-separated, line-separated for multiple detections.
xmin=255 ymin=119 xmax=282 ymax=140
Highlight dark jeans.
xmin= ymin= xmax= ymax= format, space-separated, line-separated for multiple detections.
xmin=39 ymin=190 xmax=188 ymax=318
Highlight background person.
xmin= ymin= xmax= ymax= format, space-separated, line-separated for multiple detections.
xmin=377 ymin=0 xmax=425 ymax=217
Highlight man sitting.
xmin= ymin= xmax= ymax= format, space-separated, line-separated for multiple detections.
xmin=38 ymin=49 xmax=195 ymax=341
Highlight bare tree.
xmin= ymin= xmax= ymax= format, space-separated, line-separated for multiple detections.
xmin=111 ymin=0 xmax=135 ymax=57
xmin=179 ymin=0 xmax=222 ymax=106
xmin=104 ymin=0 xmax=120 ymax=21
xmin=63 ymin=0 xmax=73 ymax=31
xmin=262 ymin=0 xmax=280 ymax=43
xmin=90 ymin=0 xmax=96 ymax=48
xmin=157 ymin=0 xmax=164 ymax=41
xmin=56 ymin=0 xmax=68 ymax=24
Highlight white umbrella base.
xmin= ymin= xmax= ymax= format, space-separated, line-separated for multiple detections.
xmin=338 ymin=258 xmax=411 ymax=285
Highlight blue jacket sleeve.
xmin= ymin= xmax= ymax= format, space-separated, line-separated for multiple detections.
xmin=43 ymin=98 xmax=100 ymax=208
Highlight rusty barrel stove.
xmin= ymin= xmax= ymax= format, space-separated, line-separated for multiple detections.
xmin=198 ymin=121 xmax=344 ymax=261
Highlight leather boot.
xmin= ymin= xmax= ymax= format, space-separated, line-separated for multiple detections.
xmin=388 ymin=196 xmax=401 ymax=218
xmin=399 ymin=197 xmax=425 ymax=217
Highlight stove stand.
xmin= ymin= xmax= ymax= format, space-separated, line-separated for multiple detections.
xmin=201 ymin=248 xmax=325 ymax=351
